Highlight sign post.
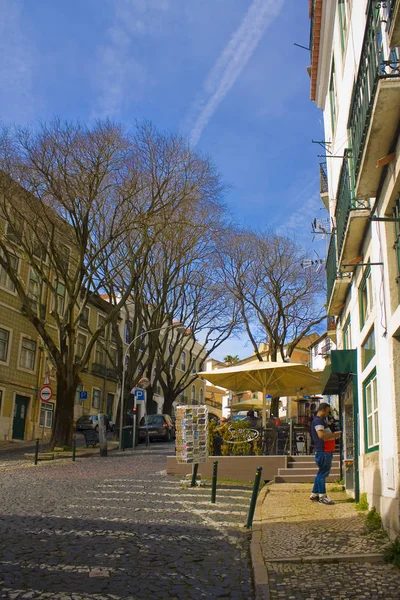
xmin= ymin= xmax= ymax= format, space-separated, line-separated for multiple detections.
xmin=132 ymin=388 xmax=146 ymax=448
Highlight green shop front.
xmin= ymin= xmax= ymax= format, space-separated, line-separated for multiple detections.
xmin=321 ymin=349 xmax=359 ymax=501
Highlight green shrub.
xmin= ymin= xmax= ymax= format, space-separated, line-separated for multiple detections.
xmin=383 ymin=539 xmax=400 ymax=568
xmin=364 ymin=507 xmax=382 ymax=533
xmin=356 ymin=492 xmax=369 ymax=511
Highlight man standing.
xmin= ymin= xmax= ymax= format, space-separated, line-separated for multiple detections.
xmin=310 ymin=402 xmax=341 ymax=505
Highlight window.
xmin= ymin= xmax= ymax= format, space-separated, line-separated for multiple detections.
xmin=40 ymin=402 xmax=54 ymax=428
xmin=92 ymin=388 xmax=101 ymax=409
xmin=0 ymin=253 xmax=18 ymax=291
xmin=139 ymin=328 xmax=146 ymax=351
xmin=199 ymin=388 xmax=203 ymax=404
xmin=192 ymin=360 xmax=197 ymax=373
xmin=76 ymin=334 xmax=86 ymax=359
xmin=28 ymin=269 xmax=40 ymax=306
xmin=338 ymin=0 xmax=350 ymax=54
xmin=359 ymin=267 xmax=373 ymax=328
xmin=98 ymin=314 xmax=106 ymax=338
xmin=110 ymin=322 xmax=117 ymax=344
xmin=0 ymin=328 xmax=10 ymax=362
xmin=180 ymin=351 xmax=186 ymax=371
xmin=79 ymin=307 xmax=89 ymax=329
xmin=55 ymin=282 xmax=66 ymax=316
xmin=343 ymin=316 xmax=352 ymax=349
xmin=191 ymin=385 xmax=196 ymax=402
xmin=329 ymin=59 xmax=337 ymax=134
xmin=362 ymin=328 xmax=375 ymax=370
xmin=6 ymin=219 xmax=23 ymax=244
xmin=363 ymin=371 xmax=379 ymax=451
xmin=59 ymin=244 xmax=70 ymax=273
xmin=95 ymin=343 xmax=105 ymax=365
xmin=19 ymin=337 xmax=36 ymax=370
xmin=394 ymin=199 xmax=400 ymax=298
xmin=125 ymin=320 xmax=132 ymax=344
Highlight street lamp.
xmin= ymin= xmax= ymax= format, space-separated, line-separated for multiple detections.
xmin=118 ymin=322 xmax=186 ymax=450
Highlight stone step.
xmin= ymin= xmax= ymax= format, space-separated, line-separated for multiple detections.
xmin=286 ymin=461 xmax=340 ymax=469
xmin=288 ymin=454 xmax=340 ymax=463
xmin=278 ymin=467 xmax=340 ymax=477
xmin=274 ymin=474 xmax=339 ymax=483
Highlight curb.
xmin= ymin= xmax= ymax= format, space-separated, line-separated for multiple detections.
xmin=251 ymin=484 xmax=272 ymax=600
xmin=264 ymin=552 xmax=385 ymax=564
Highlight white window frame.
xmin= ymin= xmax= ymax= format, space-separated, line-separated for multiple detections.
xmin=0 ymin=326 xmax=12 ymax=365
xmin=28 ymin=268 xmax=41 ymax=305
xmin=18 ymin=335 xmax=37 ymax=372
xmin=0 ymin=252 xmax=19 ymax=294
xmin=92 ymin=387 xmax=102 ymax=410
xmin=40 ymin=401 xmax=54 ymax=428
xmin=76 ymin=333 xmax=87 ymax=360
xmin=364 ymin=372 xmax=379 ymax=451
xmin=180 ymin=351 xmax=186 ymax=371
xmin=98 ymin=313 xmax=106 ymax=339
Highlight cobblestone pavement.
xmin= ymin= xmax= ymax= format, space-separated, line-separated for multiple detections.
xmin=260 ymin=483 xmax=400 ymax=600
xmin=0 ymin=444 xmax=254 ymax=599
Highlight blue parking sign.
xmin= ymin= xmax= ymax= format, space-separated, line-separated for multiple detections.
xmin=79 ymin=391 xmax=88 ymax=400
xmin=133 ymin=388 xmax=145 ymax=402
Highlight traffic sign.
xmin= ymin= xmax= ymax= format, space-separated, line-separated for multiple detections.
xmin=40 ymin=385 xmax=52 ymax=402
xmin=132 ymin=388 xmax=145 ymax=402
xmin=79 ymin=391 xmax=88 ymax=400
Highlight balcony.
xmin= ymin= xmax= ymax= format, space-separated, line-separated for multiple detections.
xmin=335 ymin=151 xmax=370 ymax=265
xmin=92 ymin=362 xmax=107 ymax=377
xmin=348 ymin=1 xmax=400 ymax=198
xmin=388 ymin=0 xmax=400 ymax=47
xmin=326 ymin=230 xmax=352 ymax=316
xmin=107 ymin=367 xmax=119 ymax=381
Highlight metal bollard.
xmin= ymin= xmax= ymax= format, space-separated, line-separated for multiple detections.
xmin=211 ymin=461 xmax=218 ymax=503
xmin=72 ymin=436 xmax=76 ymax=462
xmin=34 ymin=438 xmax=39 ymax=465
xmin=190 ymin=463 xmax=199 ymax=487
xmin=246 ymin=466 xmax=263 ymax=528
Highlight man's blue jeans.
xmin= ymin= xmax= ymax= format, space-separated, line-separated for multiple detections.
xmin=312 ymin=452 xmax=333 ymax=495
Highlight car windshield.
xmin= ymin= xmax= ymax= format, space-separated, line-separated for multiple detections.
xmin=140 ymin=416 xmax=164 ymax=426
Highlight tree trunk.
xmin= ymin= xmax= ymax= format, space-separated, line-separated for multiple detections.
xmin=162 ymin=391 xmax=175 ymax=416
xmin=49 ymin=374 xmax=76 ymax=449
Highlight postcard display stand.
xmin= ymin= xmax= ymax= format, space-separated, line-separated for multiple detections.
xmin=175 ymin=405 xmax=208 ymax=464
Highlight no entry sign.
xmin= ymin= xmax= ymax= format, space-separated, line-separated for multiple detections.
xmin=39 ymin=385 xmax=52 ymax=402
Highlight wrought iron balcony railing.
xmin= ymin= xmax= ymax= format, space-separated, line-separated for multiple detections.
xmin=319 ymin=162 xmax=328 ymax=195
xmin=326 ymin=233 xmax=337 ymax=306
xmin=348 ymin=0 xmax=400 ymax=184
xmin=387 ymin=0 xmax=398 ymax=32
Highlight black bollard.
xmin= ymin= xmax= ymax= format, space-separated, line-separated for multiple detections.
xmin=190 ymin=463 xmax=199 ymax=487
xmin=211 ymin=461 xmax=218 ymax=503
xmin=246 ymin=466 xmax=263 ymax=528
xmin=72 ymin=436 xmax=76 ymax=462
xmin=34 ymin=438 xmax=39 ymax=465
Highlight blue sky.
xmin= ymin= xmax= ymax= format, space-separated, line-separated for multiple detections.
xmin=0 ymin=0 xmax=326 ymax=360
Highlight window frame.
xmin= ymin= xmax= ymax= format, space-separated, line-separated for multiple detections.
xmin=79 ymin=306 xmax=90 ymax=330
xmin=76 ymin=333 xmax=87 ymax=360
xmin=363 ymin=369 xmax=379 ymax=453
xmin=18 ymin=336 xmax=37 ymax=372
xmin=180 ymin=351 xmax=186 ymax=371
xmin=0 ymin=326 xmax=11 ymax=365
xmin=361 ymin=327 xmax=375 ymax=371
xmin=0 ymin=252 xmax=19 ymax=294
xmin=92 ymin=387 xmax=102 ymax=410
xmin=343 ymin=315 xmax=351 ymax=349
xmin=359 ymin=266 xmax=373 ymax=329
xmin=40 ymin=401 xmax=54 ymax=428
xmin=329 ymin=58 xmax=338 ymax=135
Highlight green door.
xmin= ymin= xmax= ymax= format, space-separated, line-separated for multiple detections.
xmin=12 ymin=395 xmax=29 ymax=440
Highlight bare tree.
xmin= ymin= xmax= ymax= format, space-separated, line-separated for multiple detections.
xmin=219 ymin=228 xmax=326 ymax=416
xmin=0 ymin=119 xmax=198 ymax=448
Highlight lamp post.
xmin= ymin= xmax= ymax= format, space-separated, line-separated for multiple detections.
xmin=118 ymin=323 xmax=185 ymax=450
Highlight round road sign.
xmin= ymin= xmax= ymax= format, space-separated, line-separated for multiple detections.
xmin=40 ymin=385 xmax=52 ymax=402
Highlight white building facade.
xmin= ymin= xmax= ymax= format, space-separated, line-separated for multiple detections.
xmin=310 ymin=0 xmax=400 ymax=538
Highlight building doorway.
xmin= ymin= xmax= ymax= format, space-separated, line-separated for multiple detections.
xmin=12 ymin=395 xmax=29 ymax=440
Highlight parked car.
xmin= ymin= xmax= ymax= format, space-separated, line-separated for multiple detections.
xmin=75 ymin=415 xmax=114 ymax=432
xmin=138 ymin=414 xmax=175 ymax=442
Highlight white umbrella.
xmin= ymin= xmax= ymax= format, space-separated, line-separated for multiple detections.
xmin=198 ymin=361 xmax=322 ymax=426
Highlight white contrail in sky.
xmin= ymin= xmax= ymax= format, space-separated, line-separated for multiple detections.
xmin=185 ymin=0 xmax=285 ymax=146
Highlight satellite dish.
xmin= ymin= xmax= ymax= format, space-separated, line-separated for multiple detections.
xmin=137 ymin=377 xmax=150 ymax=390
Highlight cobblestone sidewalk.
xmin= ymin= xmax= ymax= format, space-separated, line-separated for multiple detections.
xmin=258 ymin=483 xmax=400 ymax=600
